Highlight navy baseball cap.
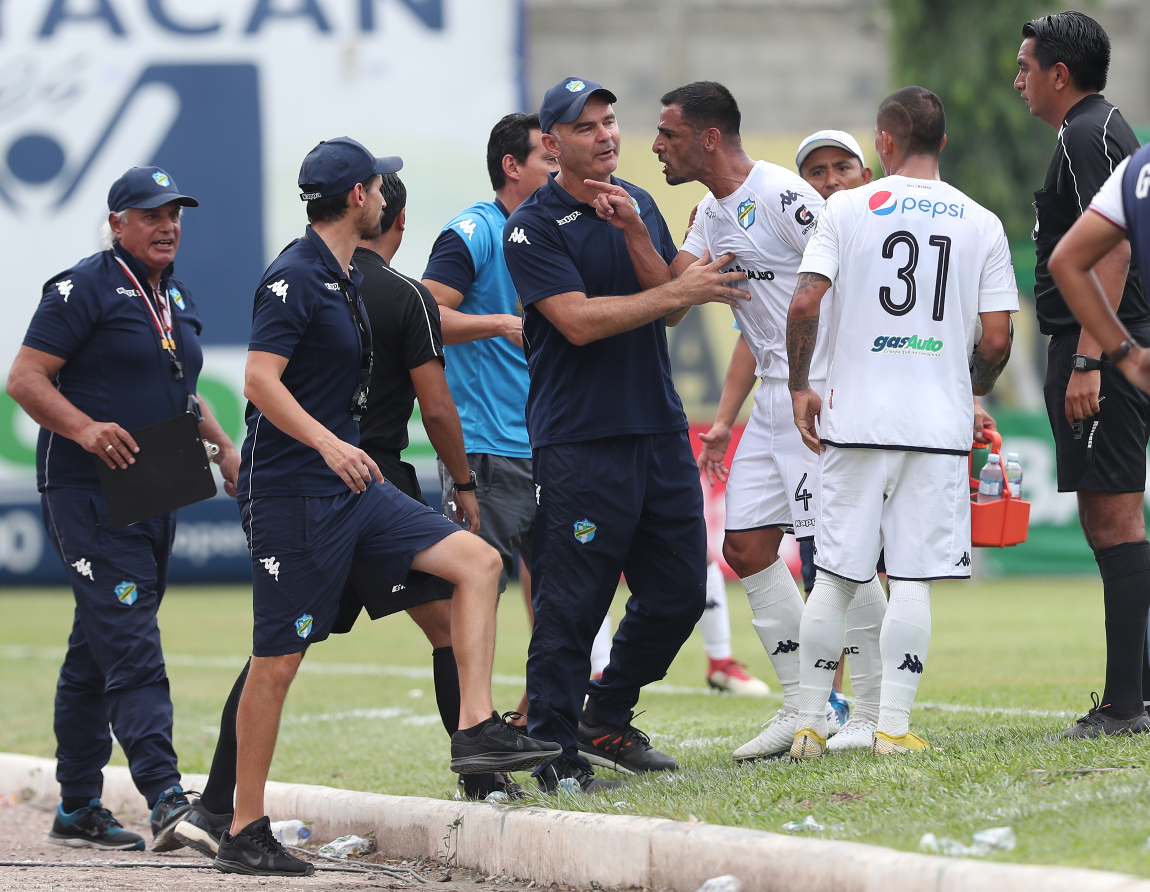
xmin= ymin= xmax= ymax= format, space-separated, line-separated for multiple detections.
xmin=107 ymin=167 xmax=199 ymax=213
xmin=298 ymin=137 xmax=403 ymax=201
xmin=539 ymin=77 xmax=617 ymax=135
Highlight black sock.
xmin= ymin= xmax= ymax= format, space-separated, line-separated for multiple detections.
xmin=198 ymin=659 xmax=250 ymax=816
xmin=1143 ymin=623 xmax=1150 ymax=713
xmin=1096 ymin=541 xmax=1150 ymax=718
xmin=62 ymin=797 xmax=90 ymax=813
xmin=432 ymin=647 xmax=461 ymax=736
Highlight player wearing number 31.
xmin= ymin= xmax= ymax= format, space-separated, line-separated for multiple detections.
xmin=6 ymin=167 xmax=240 ymax=850
xmin=785 ymin=88 xmax=1017 ymax=758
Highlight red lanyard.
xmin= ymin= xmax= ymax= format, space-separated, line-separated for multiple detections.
xmin=113 ymin=254 xmax=176 ymax=354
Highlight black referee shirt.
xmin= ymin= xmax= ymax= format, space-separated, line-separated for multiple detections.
xmin=1034 ymin=93 xmax=1146 ymax=335
xmin=353 ymin=246 xmax=444 ymax=454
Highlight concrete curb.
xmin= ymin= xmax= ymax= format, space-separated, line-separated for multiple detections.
xmin=2 ymin=752 xmax=1147 ymax=892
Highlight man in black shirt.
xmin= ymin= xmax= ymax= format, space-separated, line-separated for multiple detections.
xmin=173 ymin=174 xmax=521 ymax=859
xmin=1017 ymin=11 xmax=1150 ymax=736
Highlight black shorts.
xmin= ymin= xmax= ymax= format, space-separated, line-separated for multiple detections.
xmin=331 ymin=451 xmax=454 ymax=635
xmin=1043 ymin=327 xmax=1150 ymax=493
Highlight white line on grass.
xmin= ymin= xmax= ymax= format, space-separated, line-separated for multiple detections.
xmin=0 ymin=646 xmax=1074 ymax=716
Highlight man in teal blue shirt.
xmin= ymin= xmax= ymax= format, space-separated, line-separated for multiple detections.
xmin=423 ymin=113 xmax=558 ymax=596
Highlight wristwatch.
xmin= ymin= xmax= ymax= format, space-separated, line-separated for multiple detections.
xmin=1071 ymin=354 xmax=1102 ymax=372
xmin=453 ymin=470 xmax=478 ymax=492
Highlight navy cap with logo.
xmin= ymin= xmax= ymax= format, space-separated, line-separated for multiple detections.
xmin=538 ymin=77 xmax=618 ymax=135
xmin=107 ymin=167 xmax=199 ymax=213
xmin=298 ymin=137 xmax=403 ymax=202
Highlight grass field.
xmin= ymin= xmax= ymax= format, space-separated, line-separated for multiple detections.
xmin=5 ymin=576 xmax=1150 ymax=877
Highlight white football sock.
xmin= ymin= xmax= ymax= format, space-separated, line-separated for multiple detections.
xmin=590 ymin=613 xmax=613 ymax=677
xmin=844 ymin=576 xmax=887 ymax=722
xmin=796 ymin=571 xmax=858 ymax=735
xmin=698 ymin=560 xmax=733 ymax=660
xmin=877 ymin=580 xmax=932 ymax=737
xmin=744 ymin=557 xmax=804 ymax=707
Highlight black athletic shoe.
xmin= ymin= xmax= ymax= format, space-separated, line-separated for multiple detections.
xmin=576 ymin=710 xmax=678 ymax=775
xmin=450 ymin=711 xmax=562 ymax=774
xmin=1062 ymin=693 xmax=1150 ymax=738
xmin=48 ymin=799 xmax=145 ymax=850
xmin=173 ymin=800 xmax=232 ymax=858
xmin=149 ymin=786 xmax=193 ymax=852
xmin=535 ymin=758 xmax=623 ymax=795
xmin=213 ymin=816 xmax=315 ymax=877
xmin=459 ymin=771 xmax=527 ymax=802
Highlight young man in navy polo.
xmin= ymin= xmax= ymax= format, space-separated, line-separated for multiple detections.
xmin=215 ymin=139 xmax=559 ymax=877
xmin=502 ymin=78 xmax=749 ymax=793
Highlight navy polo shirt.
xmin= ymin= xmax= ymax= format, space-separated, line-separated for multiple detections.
xmin=238 ymin=226 xmax=366 ymax=499
xmin=24 ymin=247 xmax=203 ymax=492
xmin=502 ymin=174 xmax=687 ymax=447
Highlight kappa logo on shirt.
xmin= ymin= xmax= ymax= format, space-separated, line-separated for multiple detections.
xmin=457 ymin=219 xmax=477 ymax=240
xmin=556 ymin=211 xmax=582 ymax=226
xmin=267 ymin=280 xmax=290 ymax=302
xmin=57 ymin=280 xmax=74 ymax=302
xmin=507 ymin=227 xmax=531 ymax=245
xmin=779 ymin=189 xmax=800 ymax=211
xmin=324 ymin=282 xmax=341 ymax=291
xmin=260 ymin=556 xmax=281 ymax=581
xmin=71 ymin=558 xmax=93 ymax=580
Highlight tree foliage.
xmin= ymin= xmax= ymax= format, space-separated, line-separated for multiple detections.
xmin=888 ymin=0 xmax=1054 ymax=243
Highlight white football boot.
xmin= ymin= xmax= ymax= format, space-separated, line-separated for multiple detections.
xmin=732 ymin=708 xmax=797 ymax=761
xmin=826 ymin=715 xmax=877 ymax=752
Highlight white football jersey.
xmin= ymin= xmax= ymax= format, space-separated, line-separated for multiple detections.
xmin=798 ymin=175 xmax=1019 ymax=453
xmin=682 ymin=161 xmax=828 ymax=379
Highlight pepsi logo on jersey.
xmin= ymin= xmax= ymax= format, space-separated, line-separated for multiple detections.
xmin=869 ymin=190 xmax=966 ymax=219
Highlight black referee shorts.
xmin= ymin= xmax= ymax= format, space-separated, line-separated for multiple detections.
xmin=331 ymin=450 xmax=453 ymax=634
xmin=1043 ymin=326 xmax=1150 ymax=493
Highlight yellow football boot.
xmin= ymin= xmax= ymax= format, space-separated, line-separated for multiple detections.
xmin=789 ymin=727 xmax=827 ymax=759
xmin=872 ymin=730 xmax=930 ymax=754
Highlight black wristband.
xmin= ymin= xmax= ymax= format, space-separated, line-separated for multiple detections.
xmin=1072 ymin=354 xmax=1102 ymax=372
xmin=1109 ymin=340 xmax=1136 ymax=364
xmin=453 ymin=469 xmax=478 ymax=492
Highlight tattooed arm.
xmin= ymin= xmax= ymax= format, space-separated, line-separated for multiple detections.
xmin=970 ymin=310 xmax=1011 ymax=397
xmin=787 ymin=271 xmax=833 ymax=452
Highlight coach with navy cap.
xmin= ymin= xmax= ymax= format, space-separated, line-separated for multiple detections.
xmin=7 ymin=166 xmax=239 ymax=850
xmin=503 ymin=77 xmax=747 ymax=793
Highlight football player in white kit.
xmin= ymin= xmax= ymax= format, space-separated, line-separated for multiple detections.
xmin=652 ymin=81 xmax=889 ymax=760
xmin=787 ymin=87 xmax=1016 ymax=758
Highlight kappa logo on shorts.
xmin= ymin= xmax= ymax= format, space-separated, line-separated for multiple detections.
xmin=535 ymin=484 xmax=541 ymax=505
xmin=71 ymin=558 xmax=93 ymax=580
xmin=573 ymin=519 xmax=597 ymax=544
xmin=260 ymin=556 xmax=280 ymax=581
xmin=114 ymin=581 xmax=137 ymax=606
xmin=954 ymin=552 xmax=971 ymax=567
xmin=897 ymin=653 xmax=924 ymax=674
xmin=295 ymin=614 xmax=313 ymax=638
xmin=391 ymin=584 xmax=406 ymax=593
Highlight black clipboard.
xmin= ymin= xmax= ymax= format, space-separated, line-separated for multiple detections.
xmin=95 ymin=413 xmax=217 ymax=527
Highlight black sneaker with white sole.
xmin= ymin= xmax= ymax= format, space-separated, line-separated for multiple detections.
xmin=48 ymin=799 xmax=145 ymax=850
xmin=149 ymin=785 xmax=193 ymax=852
xmin=173 ymin=800 xmax=232 ymax=858
xmin=459 ymin=771 xmax=527 ymax=802
xmin=214 ymin=816 xmax=315 ymax=877
xmin=1061 ymin=692 xmax=1150 ymax=738
xmin=576 ymin=710 xmax=677 ymax=775
xmin=535 ymin=758 xmax=623 ymax=795
xmin=450 ymin=711 xmax=562 ymax=774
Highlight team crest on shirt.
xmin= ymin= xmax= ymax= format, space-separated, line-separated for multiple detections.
xmin=114 ymin=581 xmax=137 ymax=606
xmin=573 ymin=519 xmax=597 ymax=544
xmin=169 ymin=287 xmax=185 ymax=310
xmin=295 ymin=614 xmax=313 ymax=638
xmin=736 ymin=199 xmax=756 ymax=230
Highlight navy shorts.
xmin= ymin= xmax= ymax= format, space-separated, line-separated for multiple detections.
xmin=241 ymin=482 xmax=459 ymax=656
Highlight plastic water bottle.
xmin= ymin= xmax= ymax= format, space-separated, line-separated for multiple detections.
xmin=977 ymin=453 xmax=1004 ymax=503
xmin=270 ymin=819 xmax=310 ymax=846
xmin=1004 ymin=452 xmax=1023 ymax=499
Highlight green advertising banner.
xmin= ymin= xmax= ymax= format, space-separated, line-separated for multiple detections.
xmin=979 ymin=410 xmax=1146 ymax=576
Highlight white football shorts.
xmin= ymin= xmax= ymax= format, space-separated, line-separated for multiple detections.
xmin=724 ymin=378 xmax=822 ymax=539
xmin=815 ymin=444 xmax=972 ymax=582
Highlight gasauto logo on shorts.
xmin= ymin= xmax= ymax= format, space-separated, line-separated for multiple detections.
xmin=869 ymin=191 xmax=897 ymax=215
xmin=871 ymin=334 xmax=944 ymax=355
xmin=573 ymin=519 xmax=597 ymax=544
xmin=295 ymin=614 xmax=313 ymax=638
xmin=114 ymin=581 xmax=137 ymax=606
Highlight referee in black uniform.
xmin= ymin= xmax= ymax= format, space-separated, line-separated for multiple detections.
xmin=1017 ymin=11 xmax=1150 ymax=736
xmin=174 ymin=173 xmax=518 ymax=859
